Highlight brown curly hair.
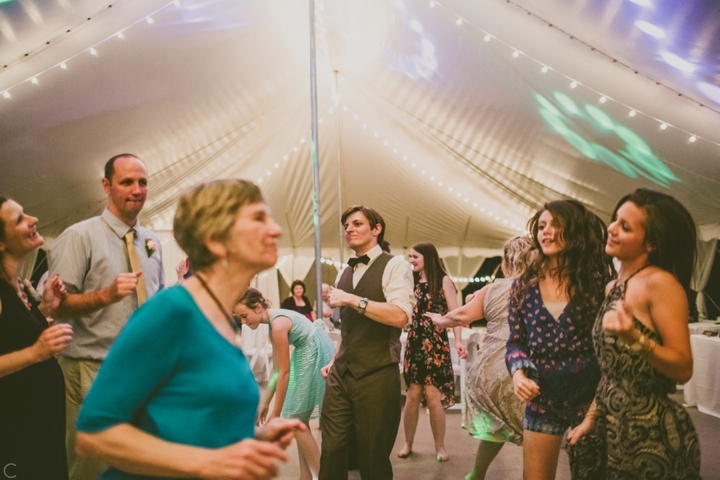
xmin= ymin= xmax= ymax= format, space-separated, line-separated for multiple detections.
xmin=512 ymin=200 xmax=615 ymax=322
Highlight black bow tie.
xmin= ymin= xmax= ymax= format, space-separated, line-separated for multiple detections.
xmin=348 ymin=255 xmax=370 ymax=268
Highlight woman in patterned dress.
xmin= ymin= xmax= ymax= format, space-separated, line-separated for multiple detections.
xmin=235 ymin=288 xmax=335 ymax=480
xmin=568 ymin=189 xmax=701 ymax=479
xmin=397 ymin=242 xmax=467 ymax=462
xmin=427 ymin=235 xmax=533 ymax=480
xmin=506 ymin=200 xmax=614 ymax=480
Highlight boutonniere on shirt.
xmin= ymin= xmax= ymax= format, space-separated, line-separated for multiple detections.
xmin=145 ymin=239 xmax=157 ymax=258
xmin=18 ymin=279 xmax=39 ymax=309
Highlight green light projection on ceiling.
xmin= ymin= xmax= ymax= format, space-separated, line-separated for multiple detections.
xmin=535 ymin=92 xmax=679 ymax=188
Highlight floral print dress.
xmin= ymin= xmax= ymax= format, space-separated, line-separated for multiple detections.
xmin=403 ymin=281 xmax=455 ymax=407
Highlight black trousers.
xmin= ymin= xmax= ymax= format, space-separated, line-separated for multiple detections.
xmin=319 ymin=363 xmax=401 ymax=480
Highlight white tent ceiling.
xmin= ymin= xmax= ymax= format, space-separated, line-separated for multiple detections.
xmin=1 ymin=0 xmax=718 ymax=257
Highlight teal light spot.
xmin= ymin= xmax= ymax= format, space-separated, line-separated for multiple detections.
xmin=534 ymin=91 xmax=679 ymax=188
xmin=614 ymin=125 xmax=652 ymax=155
xmin=553 ymin=92 xmax=580 ymax=115
xmin=540 ymin=108 xmax=569 ymax=135
xmin=592 ymin=144 xmax=637 ymax=177
xmin=535 ymin=93 xmax=561 ymax=117
xmin=585 ymin=105 xmax=614 ymax=130
xmin=562 ymin=130 xmax=597 ymax=159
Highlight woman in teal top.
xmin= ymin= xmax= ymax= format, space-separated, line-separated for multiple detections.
xmin=75 ymin=179 xmax=305 ymax=480
xmin=235 ymin=288 xmax=335 ymax=480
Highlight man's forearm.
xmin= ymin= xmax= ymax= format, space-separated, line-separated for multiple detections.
xmin=54 ymin=289 xmax=113 ymax=319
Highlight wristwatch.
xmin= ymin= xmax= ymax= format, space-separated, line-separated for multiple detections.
xmin=357 ymin=297 xmax=369 ymax=315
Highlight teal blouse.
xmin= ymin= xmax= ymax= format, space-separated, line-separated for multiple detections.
xmin=77 ymin=285 xmax=260 ymax=480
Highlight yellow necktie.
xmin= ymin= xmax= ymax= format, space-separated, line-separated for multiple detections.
xmin=124 ymin=230 xmax=148 ymax=306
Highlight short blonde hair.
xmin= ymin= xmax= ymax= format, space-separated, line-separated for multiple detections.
xmin=173 ymin=179 xmax=263 ymax=271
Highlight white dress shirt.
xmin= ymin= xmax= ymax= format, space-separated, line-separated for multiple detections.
xmin=335 ymin=244 xmax=416 ymax=325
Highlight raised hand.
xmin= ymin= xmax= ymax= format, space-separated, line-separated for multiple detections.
xmin=39 ymin=274 xmax=66 ymax=317
xmin=602 ymin=299 xmax=637 ymax=344
xmin=107 ymin=272 xmax=143 ymax=303
xmin=512 ymin=369 xmax=540 ymax=402
xmin=32 ymin=323 xmax=73 ymax=361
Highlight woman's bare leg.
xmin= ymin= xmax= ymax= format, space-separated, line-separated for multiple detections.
xmin=466 ymin=440 xmax=504 ymax=479
xmin=424 ymin=384 xmax=448 ymax=461
xmin=398 ymin=383 xmax=422 ymax=458
xmin=522 ymin=430 xmax=563 ymax=480
xmin=295 ymin=425 xmax=319 ymax=480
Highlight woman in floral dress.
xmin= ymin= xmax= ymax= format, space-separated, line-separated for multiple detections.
xmin=397 ymin=242 xmax=467 ymax=462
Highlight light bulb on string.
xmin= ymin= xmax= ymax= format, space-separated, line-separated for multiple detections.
xmin=570 ymin=81 xmax=578 ymax=88
xmin=60 ymin=62 xmax=67 ymax=69
xmin=146 ymin=16 xmax=154 ymax=24
xmin=173 ymin=0 xmax=180 ymax=5
xmin=660 ymin=122 xmax=668 ymax=130
xmin=541 ymin=65 xmax=548 ymax=73
xmin=117 ymin=31 xmax=124 ymax=39
xmin=512 ymin=50 xmax=519 ymax=58
xmin=484 ymin=34 xmax=491 ymax=42
xmin=3 ymin=91 xmax=10 ymax=99
xmin=456 ymin=17 xmax=463 ymax=26
xmin=689 ymin=135 xmax=697 ymax=143
xmin=629 ymin=109 xmax=636 ymax=117
xmin=31 ymin=77 xmax=38 ymax=85
xmin=429 ymin=0 xmax=435 ymax=6
xmin=90 ymin=47 xmax=97 ymax=56
xmin=599 ymin=95 xmax=607 ymax=103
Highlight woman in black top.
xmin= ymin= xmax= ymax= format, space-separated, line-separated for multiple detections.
xmin=280 ymin=280 xmax=316 ymax=321
xmin=0 ymin=197 xmax=73 ymax=480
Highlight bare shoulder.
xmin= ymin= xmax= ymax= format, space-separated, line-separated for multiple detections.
xmin=644 ymin=267 xmax=684 ymax=295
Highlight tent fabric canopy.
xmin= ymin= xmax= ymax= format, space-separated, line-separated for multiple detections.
xmin=1 ymin=0 xmax=718 ymax=261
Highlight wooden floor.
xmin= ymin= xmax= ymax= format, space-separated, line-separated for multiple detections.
xmin=275 ymin=392 xmax=720 ymax=479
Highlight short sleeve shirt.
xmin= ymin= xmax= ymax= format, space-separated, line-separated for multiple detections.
xmin=48 ymin=208 xmax=165 ymax=360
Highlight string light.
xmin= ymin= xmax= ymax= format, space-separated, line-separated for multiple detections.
xmin=0 ymin=0 xmax=180 ymax=99
xmin=3 ymin=91 xmax=9 ymax=99
xmin=430 ymin=1 xmax=719 ymax=149
xmin=429 ymin=0 xmax=435 ymax=7
xmin=689 ymin=135 xmax=697 ymax=143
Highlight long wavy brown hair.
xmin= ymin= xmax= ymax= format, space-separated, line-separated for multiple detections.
xmin=512 ymin=200 xmax=615 ymax=322
xmin=411 ymin=242 xmax=451 ymax=301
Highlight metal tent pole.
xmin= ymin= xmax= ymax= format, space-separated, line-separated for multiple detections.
xmin=308 ymin=0 xmax=324 ymax=318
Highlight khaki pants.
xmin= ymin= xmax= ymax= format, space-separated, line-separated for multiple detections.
xmin=58 ymin=356 xmax=106 ymax=480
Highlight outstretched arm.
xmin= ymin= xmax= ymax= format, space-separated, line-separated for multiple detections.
xmin=427 ymin=285 xmax=489 ymax=329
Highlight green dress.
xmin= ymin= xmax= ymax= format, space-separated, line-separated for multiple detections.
xmin=270 ymin=309 xmax=335 ymax=420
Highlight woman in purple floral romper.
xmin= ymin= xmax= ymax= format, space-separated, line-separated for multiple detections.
xmin=505 ymin=200 xmax=614 ymax=480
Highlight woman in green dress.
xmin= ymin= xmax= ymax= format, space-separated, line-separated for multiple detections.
xmin=235 ymin=288 xmax=335 ymax=480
